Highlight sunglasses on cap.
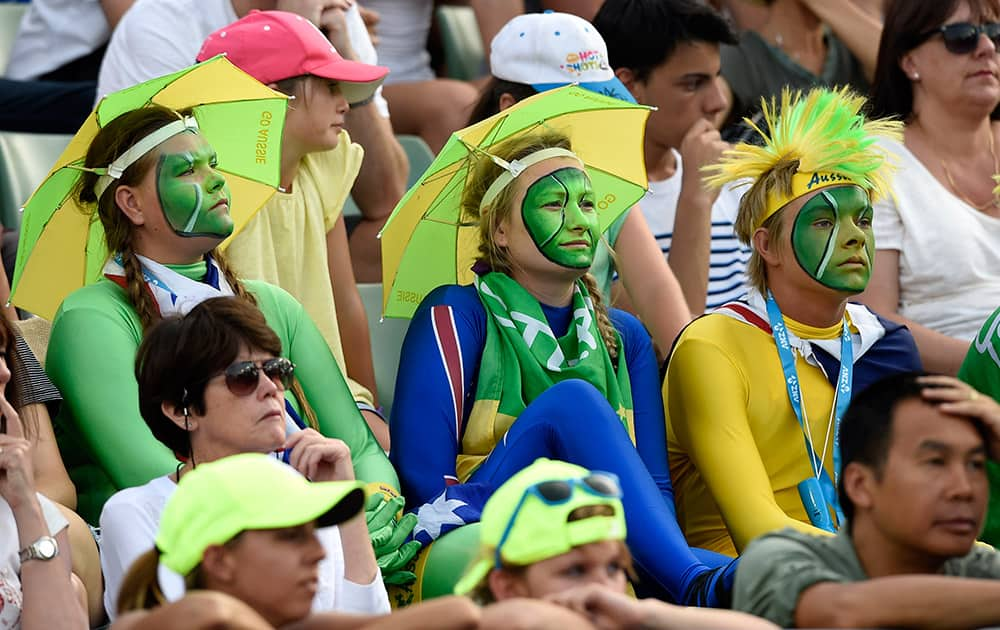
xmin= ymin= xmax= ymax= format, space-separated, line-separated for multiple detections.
xmin=493 ymin=471 xmax=622 ymax=569
xmin=920 ymin=21 xmax=1000 ymax=55
xmin=219 ymin=357 xmax=295 ymax=396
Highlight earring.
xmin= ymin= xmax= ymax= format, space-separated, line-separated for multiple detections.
xmin=183 ymin=407 xmax=190 ymax=418
xmin=912 ymin=72 xmax=920 ymax=81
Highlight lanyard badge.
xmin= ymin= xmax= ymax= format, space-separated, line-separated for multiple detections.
xmin=765 ymin=292 xmax=852 ymax=531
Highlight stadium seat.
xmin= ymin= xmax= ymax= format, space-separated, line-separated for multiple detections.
xmin=398 ymin=134 xmax=435 ymax=187
xmin=0 ymin=130 xmax=73 ymax=229
xmin=0 ymin=2 xmax=26 ymax=75
xmin=357 ymin=282 xmax=410 ymax=418
xmin=434 ymin=5 xmax=486 ymax=82
xmin=343 ymin=134 xmax=435 ymax=223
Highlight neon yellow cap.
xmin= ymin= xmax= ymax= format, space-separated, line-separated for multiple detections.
xmin=156 ymin=453 xmax=365 ymax=575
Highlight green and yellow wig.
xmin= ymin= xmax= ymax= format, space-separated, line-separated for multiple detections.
xmin=704 ymin=87 xmax=902 ymax=293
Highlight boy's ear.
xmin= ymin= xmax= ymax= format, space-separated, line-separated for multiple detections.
xmin=488 ymin=568 xmax=530 ymax=601
xmin=614 ymin=67 xmax=640 ymax=100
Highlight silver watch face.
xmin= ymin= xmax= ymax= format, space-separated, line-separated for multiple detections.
xmin=34 ymin=537 xmax=58 ymax=560
xmin=21 ymin=536 xmax=58 ymax=562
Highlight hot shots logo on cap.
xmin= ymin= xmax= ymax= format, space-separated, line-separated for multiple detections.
xmin=560 ymin=49 xmax=610 ymax=77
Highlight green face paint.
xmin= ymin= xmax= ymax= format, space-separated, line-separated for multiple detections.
xmin=155 ymin=138 xmax=233 ymax=239
xmin=520 ymin=167 xmax=600 ymax=269
xmin=792 ymin=185 xmax=875 ymax=293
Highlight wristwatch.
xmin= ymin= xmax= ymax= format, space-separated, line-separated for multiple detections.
xmin=18 ymin=535 xmax=58 ymax=563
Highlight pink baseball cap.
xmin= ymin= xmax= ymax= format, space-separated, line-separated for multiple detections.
xmin=197 ymin=10 xmax=388 ymax=105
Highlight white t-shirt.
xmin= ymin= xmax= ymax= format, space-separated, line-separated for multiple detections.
xmin=363 ymin=0 xmax=435 ymax=84
xmin=874 ymin=138 xmax=1000 ymax=340
xmin=0 ymin=494 xmax=69 ymax=630
xmin=96 ymin=0 xmax=389 ymax=117
xmin=99 ymin=474 xmax=389 ymax=621
xmin=6 ymin=0 xmax=110 ymax=79
xmin=640 ymin=150 xmax=751 ymax=311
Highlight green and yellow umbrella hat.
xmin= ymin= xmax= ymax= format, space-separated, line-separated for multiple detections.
xmin=379 ymin=84 xmax=652 ymax=320
xmin=11 ymin=55 xmax=288 ymax=320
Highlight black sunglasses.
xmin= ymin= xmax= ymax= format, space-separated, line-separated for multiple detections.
xmin=220 ymin=357 xmax=295 ymax=396
xmin=920 ymin=21 xmax=1000 ymax=55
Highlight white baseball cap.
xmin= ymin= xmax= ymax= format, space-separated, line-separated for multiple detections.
xmin=490 ymin=11 xmax=635 ymax=103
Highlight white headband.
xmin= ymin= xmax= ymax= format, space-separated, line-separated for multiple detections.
xmin=94 ymin=116 xmax=200 ymax=199
xmin=478 ymin=147 xmax=584 ymax=211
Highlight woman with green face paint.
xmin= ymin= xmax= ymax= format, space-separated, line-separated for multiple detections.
xmin=44 ymin=104 xmax=405 ymax=564
xmin=390 ymin=130 xmax=738 ymax=607
xmin=663 ymin=87 xmax=923 ymax=557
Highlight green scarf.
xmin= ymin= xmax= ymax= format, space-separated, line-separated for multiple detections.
xmin=457 ymin=272 xmax=634 ymax=480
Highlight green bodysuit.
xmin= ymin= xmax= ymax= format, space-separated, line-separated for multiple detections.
xmin=959 ymin=304 xmax=1000 ymax=547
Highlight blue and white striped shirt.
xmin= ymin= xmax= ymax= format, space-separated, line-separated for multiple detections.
xmin=640 ymin=150 xmax=751 ymax=311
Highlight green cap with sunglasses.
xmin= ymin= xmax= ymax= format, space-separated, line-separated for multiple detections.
xmin=453 ymin=458 xmax=626 ymax=595
xmin=156 ymin=453 xmax=366 ymax=575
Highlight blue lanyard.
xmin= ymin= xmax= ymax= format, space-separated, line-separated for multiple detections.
xmin=764 ymin=292 xmax=851 ymax=528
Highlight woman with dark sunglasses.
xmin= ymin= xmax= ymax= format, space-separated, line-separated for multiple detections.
xmin=99 ymin=297 xmax=392 ymax=621
xmin=454 ymin=459 xmax=775 ymax=629
xmin=859 ymin=0 xmax=1000 ymax=375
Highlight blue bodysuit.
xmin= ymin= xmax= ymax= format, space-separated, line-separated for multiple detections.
xmin=391 ymin=284 xmax=736 ymax=606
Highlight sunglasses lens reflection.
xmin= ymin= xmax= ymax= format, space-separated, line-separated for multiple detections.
xmin=940 ymin=22 xmax=1000 ymax=54
xmin=535 ymin=480 xmax=573 ymax=503
xmin=583 ymin=473 xmax=621 ymax=497
xmin=224 ymin=359 xmax=294 ymax=396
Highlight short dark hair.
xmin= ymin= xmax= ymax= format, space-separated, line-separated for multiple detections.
xmin=870 ymin=0 xmax=1000 ymax=120
xmin=838 ymin=371 xmax=992 ymax=523
xmin=467 ymin=77 xmax=538 ymax=125
xmin=593 ymin=0 xmax=736 ymax=82
xmin=134 ymin=297 xmax=283 ymax=458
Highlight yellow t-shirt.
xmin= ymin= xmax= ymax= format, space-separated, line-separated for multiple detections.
xmin=665 ymin=312 xmax=847 ymax=557
xmin=223 ymin=130 xmax=373 ymax=406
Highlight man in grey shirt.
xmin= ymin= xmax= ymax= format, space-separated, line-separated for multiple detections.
xmin=735 ymin=371 xmax=1000 ymax=629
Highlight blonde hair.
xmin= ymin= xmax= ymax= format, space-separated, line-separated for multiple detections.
xmin=732 ymin=162 xmax=796 ymax=295
xmin=116 ymin=548 xmax=202 ymax=614
xmin=461 ymin=131 xmax=619 ymax=361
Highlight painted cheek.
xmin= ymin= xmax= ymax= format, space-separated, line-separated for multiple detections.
xmin=791 ymin=209 xmax=833 ymax=279
xmin=158 ymin=177 xmax=201 ymax=232
xmin=521 ymin=178 xmax=566 ymax=249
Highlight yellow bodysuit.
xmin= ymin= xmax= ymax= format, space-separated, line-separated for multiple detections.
xmin=665 ymin=310 xmax=844 ymax=557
